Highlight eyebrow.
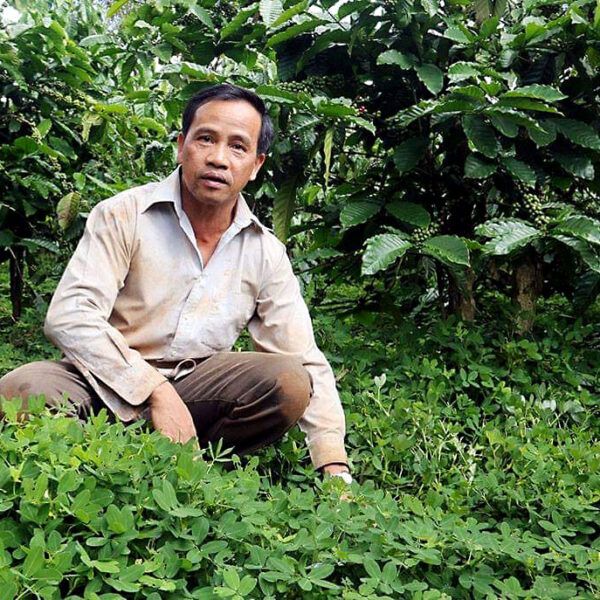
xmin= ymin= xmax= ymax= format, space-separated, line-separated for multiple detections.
xmin=192 ymin=126 xmax=252 ymax=146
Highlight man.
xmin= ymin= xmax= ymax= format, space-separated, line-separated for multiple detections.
xmin=0 ymin=84 xmax=351 ymax=481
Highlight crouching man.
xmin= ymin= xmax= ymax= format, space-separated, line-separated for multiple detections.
xmin=0 ymin=84 xmax=351 ymax=483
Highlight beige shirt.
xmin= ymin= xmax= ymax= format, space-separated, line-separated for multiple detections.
xmin=44 ymin=167 xmax=347 ymax=469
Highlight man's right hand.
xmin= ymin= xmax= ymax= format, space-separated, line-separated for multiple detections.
xmin=147 ymin=381 xmax=197 ymax=444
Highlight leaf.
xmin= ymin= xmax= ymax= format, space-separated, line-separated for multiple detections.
xmin=497 ymin=97 xmax=562 ymax=114
xmin=259 ymin=0 xmax=283 ymax=27
xmin=476 ymin=219 xmax=541 ymax=255
xmin=489 ymin=114 xmax=518 ymax=138
xmin=266 ymin=18 xmax=325 ymax=47
xmin=448 ymin=62 xmax=479 ymax=81
xmin=444 ymin=27 xmax=471 ymax=43
xmin=462 ymin=115 xmax=499 ymax=158
xmin=464 ymin=154 xmax=497 ymax=178
xmin=364 ymin=557 xmax=381 ymax=578
xmin=270 ymin=0 xmax=308 ymax=29
xmin=362 ymin=233 xmax=412 ymax=275
xmin=23 ymin=545 xmax=44 ymax=578
xmin=554 ymin=119 xmax=600 ymax=150
xmin=422 ymin=236 xmax=470 ymax=266
xmin=554 ymin=153 xmax=595 ymax=180
xmin=386 ymin=201 xmax=431 ymax=227
xmin=503 ymin=85 xmax=566 ymax=103
xmin=239 ymin=575 xmax=257 ymax=595
xmin=273 ymin=177 xmax=298 ymax=241
xmin=526 ymin=120 xmax=556 ymax=146
xmin=36 ymin=119 xmax=52 ymax=138
xmin=573 ymin=271 xmax=600 ymax=311
xmin=415 ymin=64 xmax=444 ymax=95
xmin=107 ymin=0 xmax=130 ymax=18
xmin=393 ymin=137 xmax=428 ymax=174
xmin=223 ymin=567 xmax=240 ymax=590
xmin=323 ymin=128 xmax=333 ymax=187
xmin=340 ymin=201 xmax=380 ymax=228
xmin=555 ymin=216 xmax=600 ymax=246
xmin=190 ymin=5 xmax=215 ymax=30
xmin=57 ymin=192 xmax=81 ymax=230
xmin=19 ymin=238 xmax=59 ymax=254
xmin=501 ymin=157 xmax=536 ymax=186
xmin=220 ymin=3 xmax=259 ymax=40
xmin=377 ymin=50 xmax=416 ymax=69
xmin=553 ymin=235 xmax=600 ymax=272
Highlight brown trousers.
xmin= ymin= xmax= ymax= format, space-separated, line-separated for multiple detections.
xmin=0 ymin=352 xmax=311 ymax=456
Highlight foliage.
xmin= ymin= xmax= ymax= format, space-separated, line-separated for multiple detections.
xmin=1 ymin=263 xmax=599 ymax=598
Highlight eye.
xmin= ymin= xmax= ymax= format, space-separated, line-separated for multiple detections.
xmin=197 ymin=134 xmax=212 ymax=143
xmin=231 ymin=143 xmax=246 ymax=152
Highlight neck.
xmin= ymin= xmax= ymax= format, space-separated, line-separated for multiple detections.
xmin=180 ymin=185 xmax=238 ymax=242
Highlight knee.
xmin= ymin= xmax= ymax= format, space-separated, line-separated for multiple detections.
xmin=0 ymin=364 xmax=38 ymax=402
xmin=271 ymin=358 xmax=311 ymax=424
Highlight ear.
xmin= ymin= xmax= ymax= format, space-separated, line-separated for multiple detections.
xmin=176 ymin=133 xmax=185 ymax=163
xmin=249 ymin=153 xmax=266 ymax=181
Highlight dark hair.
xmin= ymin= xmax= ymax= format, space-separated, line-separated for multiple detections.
xmin=181 ymin=83 xmax=275 ymax=155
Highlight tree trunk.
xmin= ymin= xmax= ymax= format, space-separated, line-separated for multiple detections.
xmin=448 ymin=267 xmax=476 ymax=321
xmin=9 ymin=247 xmax=24 ymax=321
xmin=513 ymin=251 xmax=543 ymax=334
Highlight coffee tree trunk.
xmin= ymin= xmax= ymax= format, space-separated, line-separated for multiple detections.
xmin=9 ymin=247 xmax=24 ymax=321
xmin=514 ymin=250 xmax=543 ymax=334
xmin=448 ymin=268 xmax=476 ymax=321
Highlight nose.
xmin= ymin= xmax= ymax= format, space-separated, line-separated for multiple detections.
xmin=206 ymin=142 xmax=228 ymax=169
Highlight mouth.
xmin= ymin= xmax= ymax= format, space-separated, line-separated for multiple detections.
xmin=200 ymin=173 xmax=228 ymax=186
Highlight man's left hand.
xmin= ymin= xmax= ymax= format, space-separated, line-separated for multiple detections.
xmin=322 ymin=463 xmax=350 ymax=476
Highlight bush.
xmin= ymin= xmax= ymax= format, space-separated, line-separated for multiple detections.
xmin=0 ymin=292 xmax=598 ymax=599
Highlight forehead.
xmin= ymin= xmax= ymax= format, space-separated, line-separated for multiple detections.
xmin=188 ymin=99 xmax=262 ymax=142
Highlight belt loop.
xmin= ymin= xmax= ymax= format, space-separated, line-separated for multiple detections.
xmin=173 ymin=358 xmax=197 ymax=381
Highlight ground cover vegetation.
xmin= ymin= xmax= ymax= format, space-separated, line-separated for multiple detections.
xmin=0 ymin=0 xmax=599 ymax=598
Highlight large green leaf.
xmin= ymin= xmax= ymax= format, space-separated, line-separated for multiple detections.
xmin=573 ymin=271 xmax=600 ymax=311
xmin=57 ymin=192 xmax=81 ymax=231
xmin=415 ymin=64 xmax=444 ymax=95
xmin=554 ymin=119 xmax=600 ymax=150
xmin=259 ymin=0 xmax=283 ymax=27
xmin=270 ymin=0 xmax=308 ymax=29
xmin=462 ymin=115 xmax=499 ymax=158
xmin=340 ymin=201 xmax=380 ymax=228
xmin=476 ymin=219 xmax=541 ymax=255
xmin=554 ymin=216 xmax=600 ymax=246
xmin=323 ymin=128 xmax=333 ymax=187
xmin=448 ymin=62 xmax=479 ymax=81
xmin=503 ymin=85 xmax=566 ymax=103
xmin=377 ymin=50 xmax=416 ymax=69
xmin=220 ymin=4 xmax=259 ymax=40
xmin=464 ymin=154 xmax=496 ymax=178
xmin=386 ymin=201 xmax=431 ymax=227
xmin=273 ymin=177 xmax=298 ymax=241
xmin=266 ymin=18 xmax=325 ymax=47
xmin=422 ymin=236 xmax=470 ymax=266
xmin=190 ymin=5 xmax=215 ymax=30
xmin=501 ymin=157 xmax=536 ymax=186
xmin=362 ymin=233 xmax=412 ymax=275
xmin=488 ymin=114 xmax=518 ymax=138
xmin=552 ymin=235 xmax=600 ymax=272
xmin=393 ymin=137 xmax=428 ymax=174
xmin=107 ymin=0 xmax=130 ymax=18
xmin=554 ymin=153 xmax=595 ymax=180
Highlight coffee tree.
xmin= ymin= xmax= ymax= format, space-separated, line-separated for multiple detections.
xmin=0 ymin=0 xmax=168 ymax=318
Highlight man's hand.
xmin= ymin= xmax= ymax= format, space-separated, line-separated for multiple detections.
xmin=322 ymin=463 xmax=350 ymax=476
xmin=147 ymin=381 xmax=197 ymax=444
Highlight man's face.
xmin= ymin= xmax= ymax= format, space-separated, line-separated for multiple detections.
xmin=177 ymin=99 xmax=266 ymax=208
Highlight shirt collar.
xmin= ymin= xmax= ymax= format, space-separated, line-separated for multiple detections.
xmin=140 ymin=167 xmax=265 ymax=233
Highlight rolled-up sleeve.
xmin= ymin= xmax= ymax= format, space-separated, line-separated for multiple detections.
xmin=247 ymin=247 xmax=347 ymax=469
xmin=44 ymin=199 xmax=166 ymax=409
